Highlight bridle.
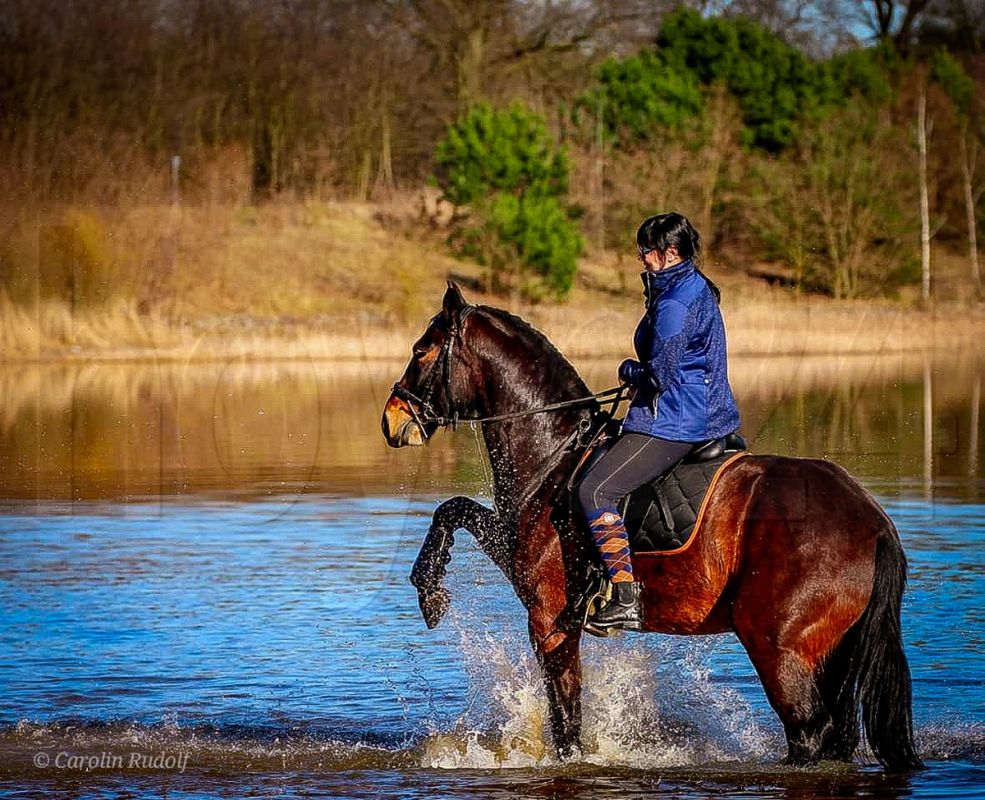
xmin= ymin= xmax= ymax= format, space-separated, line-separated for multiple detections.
xmin=389 ymin=305 xmax=478 ymax=438
xmin=390 ymin=303 xmax=628 ymax=443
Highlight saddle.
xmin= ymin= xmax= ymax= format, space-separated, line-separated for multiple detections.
xmin=572 ymin=429 xmax=748 ymax=553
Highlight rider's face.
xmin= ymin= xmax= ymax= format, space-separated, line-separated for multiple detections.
xmin=639 ymin=245 xmax=681 ymax=272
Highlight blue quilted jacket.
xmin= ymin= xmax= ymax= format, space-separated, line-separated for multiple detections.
xmin=620 ymin=259 xmax=741 ymax=442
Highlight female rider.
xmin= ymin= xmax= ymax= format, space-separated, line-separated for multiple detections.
xmin=576 ymin=212 xmax=742 ymax=631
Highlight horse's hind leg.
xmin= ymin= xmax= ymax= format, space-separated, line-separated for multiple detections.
xmin=761 ymin=653 xmax=833 ymax=764
xmin=734 ymin=623 xmax=838 ymax=765
xmin=743 ymin=628 xmax=863 ymax=765
xmin=816 ymin=625 xmax=862 ymax=762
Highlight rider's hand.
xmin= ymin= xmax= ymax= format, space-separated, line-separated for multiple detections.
xmin=618 ymin=358 xmax=643 ymax=386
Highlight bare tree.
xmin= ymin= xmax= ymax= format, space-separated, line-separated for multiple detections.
xmin=851 ymin=0 xmax=933 ymax=50
xmin=918 ymin=85 xmax=932 ymax=301
xmin=959 ymin=120 xmax=981 ymax=296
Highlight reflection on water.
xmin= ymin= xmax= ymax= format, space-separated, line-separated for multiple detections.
xmin=0 ymin=350 xmax=981 ymax=505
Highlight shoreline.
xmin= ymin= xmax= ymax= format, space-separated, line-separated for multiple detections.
xmin=1 ymin=300 xmax=981 ymax=365
xmin=0 ymin=344 xmax=975 ymax=366
xmin=2 ymin=199 xmax=982 ymax=365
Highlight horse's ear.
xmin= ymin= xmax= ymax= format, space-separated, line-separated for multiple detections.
xmin=442 ymin=280 xmax=467 ymax=319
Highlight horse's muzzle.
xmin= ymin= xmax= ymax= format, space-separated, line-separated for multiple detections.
xmin=382 ymin=393 xmax=427 ymax=447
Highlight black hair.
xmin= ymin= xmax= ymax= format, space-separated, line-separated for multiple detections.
xmin=636 ymin=212 xmax=701 ymax=262
xmin=636 ymin=212 xmax=721 ymax=303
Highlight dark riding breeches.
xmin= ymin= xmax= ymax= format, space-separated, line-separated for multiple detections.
xmin=576 ymin=432 xmax=692 ymax=517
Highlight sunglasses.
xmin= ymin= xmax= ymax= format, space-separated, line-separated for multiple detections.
xmin=636 ymin=245 xmax=656 ymax=261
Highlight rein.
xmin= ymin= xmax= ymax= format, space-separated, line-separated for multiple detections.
xmin=464 ymin=385 xmax=627 ymax=425
xmin=390 ymin=303 xmax=629 ymax=437
xmin=392 ymin=380 xmax=627 ymax=431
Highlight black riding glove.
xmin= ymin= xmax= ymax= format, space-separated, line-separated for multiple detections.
xmin=618 ymin=358 xmax=642 ymax=385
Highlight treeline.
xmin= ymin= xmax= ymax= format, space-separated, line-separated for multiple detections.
xmin=1 ymin=0 xmax=649 ymax=201
xmin=574 ymin=9 xmax=984 ymax=301
xmin=1 ymin=0 xmax=983 ymax=300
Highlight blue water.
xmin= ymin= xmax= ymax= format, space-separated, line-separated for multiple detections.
xmin=0 ymin=491 xmax=982 ymax=798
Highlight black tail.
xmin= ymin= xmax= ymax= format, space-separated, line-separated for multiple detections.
xmin=847 ymin=526 xmax=924 ymax=770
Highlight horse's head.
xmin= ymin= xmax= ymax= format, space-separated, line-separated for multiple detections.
xmin=382 ymin=281 xmax=477 ymax=447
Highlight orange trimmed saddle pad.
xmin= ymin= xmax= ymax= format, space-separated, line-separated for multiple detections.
xmin=619 ymin=450 xmax=749 ymax=552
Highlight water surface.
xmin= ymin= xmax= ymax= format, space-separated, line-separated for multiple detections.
xmin=0 ymin=351 xmax=982 ymax=798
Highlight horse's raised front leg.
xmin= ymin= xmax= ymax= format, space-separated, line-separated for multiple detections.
xmin=409 ymin=495 xmax=511 ymax=628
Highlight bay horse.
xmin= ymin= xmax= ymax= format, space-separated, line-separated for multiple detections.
xmin=381 ymin=282 xmax=922 ymax=771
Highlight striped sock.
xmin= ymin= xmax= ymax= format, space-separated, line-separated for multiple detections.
xmin=587 ymin=505 xmax=634 ymax=583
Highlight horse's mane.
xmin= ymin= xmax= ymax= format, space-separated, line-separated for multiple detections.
xmin=475 ymin=305 xmax=591 ymax=399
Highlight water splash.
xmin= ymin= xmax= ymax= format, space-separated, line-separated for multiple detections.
xmin=418 ymin=592 xmax=777 ymax=770
xmin=419 ymin=621 xmax=553 ymax=769
xmin=581 ymin=635 xmax=775 ymax=768
xmin=916 ymin=721 xmax=985 ymax=761
xmin=581 ymin=644 xmax=698 ymax=768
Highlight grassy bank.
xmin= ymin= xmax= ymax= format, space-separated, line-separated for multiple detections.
xmin=1 ymin=198 xmax=982 ymax=363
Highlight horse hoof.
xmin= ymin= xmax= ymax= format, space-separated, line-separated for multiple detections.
xmin=419 ymin=587 xmax=451 ymax=629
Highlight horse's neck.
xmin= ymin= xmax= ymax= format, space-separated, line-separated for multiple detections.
xmin=472 ymin=332 xmax=589 ymax=510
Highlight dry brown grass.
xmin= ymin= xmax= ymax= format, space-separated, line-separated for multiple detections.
xmin=0 ymin=197 xmax=982 ymax=363
xmin=0 ymin=294 xmax=183 ymax=359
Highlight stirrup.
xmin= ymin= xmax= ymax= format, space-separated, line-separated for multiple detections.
xmin=584 ymin=580 xmax=642 ymax=634
xmin=581 ymin=580 xmax=616 ymax=638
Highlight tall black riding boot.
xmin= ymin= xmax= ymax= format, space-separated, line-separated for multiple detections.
xmin=589 ymin=580 xmax=642 ymax=631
